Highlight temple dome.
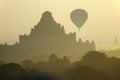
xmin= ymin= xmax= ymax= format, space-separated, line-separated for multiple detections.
xmin=41 ymin=11 xmax=53 ymax=21
xmin=42 ymin=11 xmax=52 ymax=17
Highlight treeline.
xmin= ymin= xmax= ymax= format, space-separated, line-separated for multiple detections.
xmin=0 ymin=51 xmax=120 ymax=80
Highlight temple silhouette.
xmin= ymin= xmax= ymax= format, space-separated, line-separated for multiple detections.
xmin=0 ymin=11 xmax=95 ymax=62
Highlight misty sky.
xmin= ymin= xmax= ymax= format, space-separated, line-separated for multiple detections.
xmin=0 ymin=0 xmax=120 ymax=50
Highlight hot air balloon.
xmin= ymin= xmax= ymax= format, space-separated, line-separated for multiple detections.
xmin=70 ymin=9 xmax=88 ymax=31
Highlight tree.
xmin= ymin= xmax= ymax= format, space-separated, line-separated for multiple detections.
xmin=0 ymin=63 xmax=25 ymax=80
xmin=81 ymin=51 xmax=107 ymax=69
xmin=65 ymin=65 xmax=110 ymax=80
xmin=21 ymin=60 xmax=36 ymax=70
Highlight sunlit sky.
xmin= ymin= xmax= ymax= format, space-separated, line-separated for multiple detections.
xmin=0 ymin=0 xmax=120 ymax=50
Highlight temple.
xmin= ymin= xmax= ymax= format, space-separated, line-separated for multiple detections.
xmin=0 ymin=11 xmax=95 ymax=62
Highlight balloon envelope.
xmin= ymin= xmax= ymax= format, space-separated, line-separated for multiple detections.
xmin=70 ymin=9 xmax=88 ymax=29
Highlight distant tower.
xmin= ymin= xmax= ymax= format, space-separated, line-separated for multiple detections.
xmin=114 ymin=37 xmax=119 ymax=45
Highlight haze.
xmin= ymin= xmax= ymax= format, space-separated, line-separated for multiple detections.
xmin=0 ymin=0 xmax=120 ymax=50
